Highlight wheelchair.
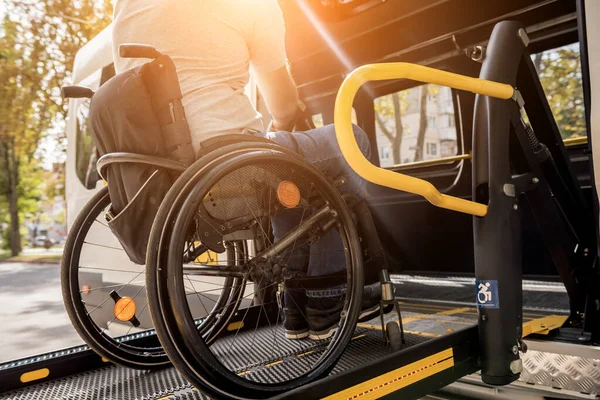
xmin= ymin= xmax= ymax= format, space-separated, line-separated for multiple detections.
xmin=62 ymin=44 xmax=403 ymax=399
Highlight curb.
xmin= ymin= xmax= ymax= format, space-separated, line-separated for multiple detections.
xmin=0 ymin=258 xmax=62 ymax=265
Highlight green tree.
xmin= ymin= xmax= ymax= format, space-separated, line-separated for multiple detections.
xmin=0 ymin=0 xmax=111 ymax=255
xmin=536 ymin=44 xmax=585 ymax=139
xmin=0 ymin=16 xmax=49 ymax=255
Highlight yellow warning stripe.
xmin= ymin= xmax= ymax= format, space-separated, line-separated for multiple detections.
xmin=398 ymin=302 xmax=456 ymax=311
xmin=265 ymin=360 xmax=283 ymax=368
xmin=403 ymin=330 xmax=441 ymax=338
xmin=227 ymin=321 xmax=244 ymax=331
xmin=402 ymin=307 xmax=471 ymax=325
xmin=564 ymin=136 xmax=587 ymax=146
xmin=356 ymin=323 xmax=441 ymax=338
xmin=401 ymin=305 xmax=547 ymax=319
xmin=429 ymin=319 xmax=473 ymax=326
xmin=522 ymin=315 xmax=567 ymax=337
xmin=20 ymin=368 xmax=49 ymax=383
xmin=400 ymin=301 xmax=549 ymax=318
xmin=322 ymin=348 xmax=454 ymax=400
xmin=360 ymin=313 xmax=566 ymax=340
xmin=236 ymin=333 xmax=370 ymax=376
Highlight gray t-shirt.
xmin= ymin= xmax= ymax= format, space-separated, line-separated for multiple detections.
xmin=112 ymin=0 xmax=287 ymax=150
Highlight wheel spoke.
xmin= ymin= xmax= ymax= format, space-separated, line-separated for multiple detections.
xmin=185 ymin=274 xmax=210 ymax=317
xmin=164 ymin=161 xmax=357 ymax=388
xmin=83 ymin=242 xmax=124 ymax=251
xmin=80 ymin=266 xmax=142 ymax=274
xmin=94 ymin=218 xmax=110 ymax=228
xmin=80 ymin=280 xmax=145 ymax=293
xmin=68 ymin=191 xmax=164 ymax=365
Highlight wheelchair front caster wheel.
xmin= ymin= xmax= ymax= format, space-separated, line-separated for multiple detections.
xmin=386 ymin=321 xmax=402 ymax=352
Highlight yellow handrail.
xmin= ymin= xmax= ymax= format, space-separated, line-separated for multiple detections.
xmin=563 ymin=136 xmax=587 ymax=147
xmin=334 ymin=63 xmax=515 ymax=217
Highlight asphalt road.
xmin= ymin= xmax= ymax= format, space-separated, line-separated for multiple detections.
xmin=21 ymin=247 xmax=64 ymax=255
xmin=0 ymin=262 xmax=82 ymax=363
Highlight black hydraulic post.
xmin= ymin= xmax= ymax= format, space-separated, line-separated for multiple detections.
xmin=516 ymin=54 xmax=597 ymax=323
xmin=472 ymin=21 xmax=527 ymax=385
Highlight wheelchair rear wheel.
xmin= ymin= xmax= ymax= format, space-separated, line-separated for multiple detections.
xmin=146 ymin=141 xmax=283 ymax=393
xmin=61 ymin=186 xmax=244 ymax=369
xmin=150 ymin=145 xmax=364 ymax=399
xmin=61 ymin=187 xmax=169 ymax=368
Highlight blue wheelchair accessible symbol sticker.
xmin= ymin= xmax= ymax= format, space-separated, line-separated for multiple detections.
xmin=476 ymin=280 xmax=499 ymax=309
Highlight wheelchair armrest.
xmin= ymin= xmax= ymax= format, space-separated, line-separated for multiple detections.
xmin=97 ymin=152 xmax=186 ymax=180
xmin=61 ymin=86 xmax=94 ymax=99
xmin=119 ymin=44 xmax=162 ymax=59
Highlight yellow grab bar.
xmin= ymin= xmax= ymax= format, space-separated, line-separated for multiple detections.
xmin=334 ymin=63 xmax=515 ymax=217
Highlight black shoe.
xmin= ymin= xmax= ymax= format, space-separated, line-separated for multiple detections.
xmin=307 ymin=288 xmax=392 ymax=340
xmin=283 ymin=307 xmax=309 ymax=339
xmin=307 ymin=296 xmax=343 ymax=340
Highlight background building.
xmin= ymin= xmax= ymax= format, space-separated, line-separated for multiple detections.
xmin=375 ymin=84 xmax=457 ymax=168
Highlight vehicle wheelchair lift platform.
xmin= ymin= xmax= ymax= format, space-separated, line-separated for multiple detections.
xmin=2 ymin=294 xmax=592 ymax=400
xmin=7 ymin=10 xmax=600 ymax=400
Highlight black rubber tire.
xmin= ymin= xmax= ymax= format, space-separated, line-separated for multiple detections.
xmin=61 ymin=186 xmax=170 ymax=369
xmin=386 ymin=321 xmax=402 ymax=353
xmin=146 ymin=141 xmax=287 ymax=391
xmin=162 ymin=147 xmax=364 ymax=399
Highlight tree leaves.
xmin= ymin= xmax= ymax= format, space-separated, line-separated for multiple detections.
xmin=0 ymin=0 xmax=111 ymax=254
xmin=536 ymin=44 xmax=585 ymax=140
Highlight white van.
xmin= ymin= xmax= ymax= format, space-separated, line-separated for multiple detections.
xmin=65 ymin=24 xmax=113 ymax=229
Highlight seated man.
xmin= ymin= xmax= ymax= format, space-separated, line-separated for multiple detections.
xmin=112 ymin=0 xmax=386 ymax=340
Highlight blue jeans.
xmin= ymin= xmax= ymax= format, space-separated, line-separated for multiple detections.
xmin=256 ymin=124 xmax=371 ymax=299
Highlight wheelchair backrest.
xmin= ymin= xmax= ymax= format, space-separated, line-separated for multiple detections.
xmin=67 ymin=44 xmax=280 ymax=265
xmin=86 ymin=47 xmax=195 ymax=264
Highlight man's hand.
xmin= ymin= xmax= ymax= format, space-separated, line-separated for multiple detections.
xmin=267 ymin=100 xmax=314 ymax=132
xmin=268 ymin=114 xmax=296 ymax=132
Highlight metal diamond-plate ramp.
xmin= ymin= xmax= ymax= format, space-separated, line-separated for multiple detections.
xmin=0 ymin=366 xmax=202 ymax=400
xmin=520 ymin=350 xmax=600 ymax=395
xmin=232 ymin=327 xmax=430 ymax=384
xmin=0 ymin=327 xmax=428 ymax=400
xmin=5 ymin=321 xmax=599 ymax=399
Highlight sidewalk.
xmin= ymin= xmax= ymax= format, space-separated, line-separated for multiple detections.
xmin=0 ymin=260 xmax=81 ymax=362
xmin=0 ymin=247 xmax=64 ymax=264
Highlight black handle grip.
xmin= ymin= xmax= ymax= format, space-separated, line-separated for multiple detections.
xmin=119 ymin=44 xmax=161 ymax=59
xmin=61 ymin=86 xmax=94 ymax=99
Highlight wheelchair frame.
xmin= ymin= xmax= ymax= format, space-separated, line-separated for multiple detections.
xmin=61 ymin=41 xmax=407 ymax=398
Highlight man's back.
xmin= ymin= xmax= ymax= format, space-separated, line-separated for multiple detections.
xmin=112 ymin=0 xmax=286 ymax=151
